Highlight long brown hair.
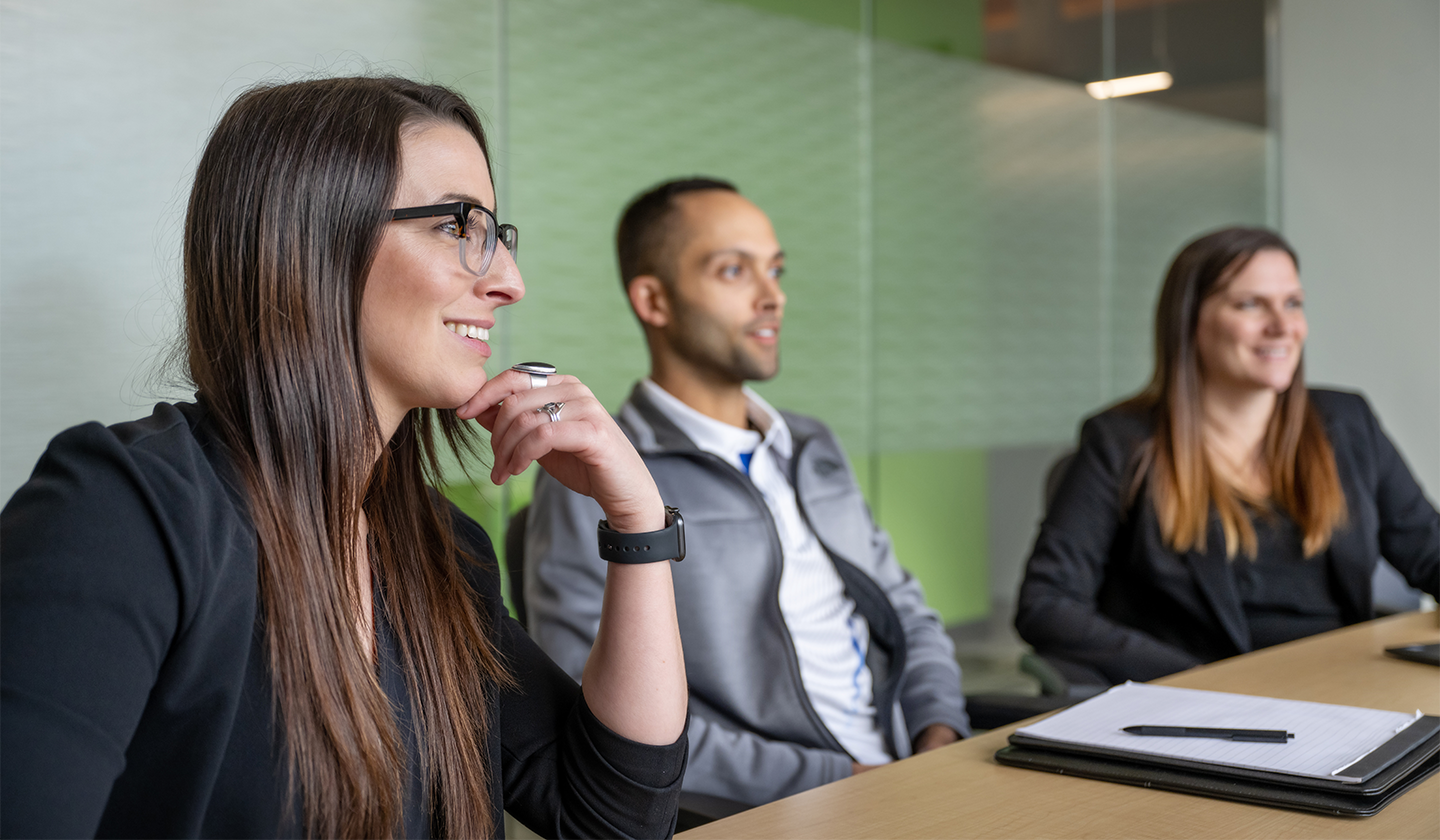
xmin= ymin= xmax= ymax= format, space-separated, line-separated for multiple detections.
xmin=184 ymin=77 xmax=509 ymax=838
xmin=1122 ymin=226 xmax=1346 ymax=559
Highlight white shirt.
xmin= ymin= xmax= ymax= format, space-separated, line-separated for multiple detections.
xmin=638 ymin=380 xmax=892 ymax=764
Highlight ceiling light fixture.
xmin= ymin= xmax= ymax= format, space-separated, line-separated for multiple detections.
xmin=1086 ymin=71 xmax=1174 ymax=100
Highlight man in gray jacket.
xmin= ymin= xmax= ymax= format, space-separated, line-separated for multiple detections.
xmin=524 ymin=177 xmax=969 ymax=808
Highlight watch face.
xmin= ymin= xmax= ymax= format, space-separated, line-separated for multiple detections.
xmin=667 ymin=506 xmax=685 ymax=562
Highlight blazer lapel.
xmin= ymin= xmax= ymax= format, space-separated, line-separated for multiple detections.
xmin=1183 ymin=519 xmax=1252 ymax=653
xmin=1325 ymin=523 xmax=1372 ymax=621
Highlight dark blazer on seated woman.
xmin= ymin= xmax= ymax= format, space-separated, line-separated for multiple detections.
xmin=1016 ymin=388 xmax=1440 ymax=686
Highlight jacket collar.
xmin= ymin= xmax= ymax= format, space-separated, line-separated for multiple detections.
xmin=622 ymin=382 xmax=702 ymax=453
xmin=621 ymin=381 xmax=809 ymax=459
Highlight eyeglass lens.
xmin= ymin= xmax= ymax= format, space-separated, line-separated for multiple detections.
xmin=457 ymin=207 xmax=497 ymax=276
xmin=499 ymin=225 xmax=519 ymax=263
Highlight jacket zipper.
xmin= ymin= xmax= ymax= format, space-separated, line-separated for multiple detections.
xmin=662 ymin=447 xmax=851 ymax=757
xmin=786 ymin=442 xmax=903 ymax=756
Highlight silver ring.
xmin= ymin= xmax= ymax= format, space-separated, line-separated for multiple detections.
xmin=538 ymin=401 xmax=564 ymax=423
xmin=511 ymin=361 xmax=557 ymax=389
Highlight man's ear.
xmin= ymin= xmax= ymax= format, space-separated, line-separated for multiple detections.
xmin=628 ymin=275 xmax=672 ymax=329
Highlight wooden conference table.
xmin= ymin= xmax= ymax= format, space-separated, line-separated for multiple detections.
xmin=679 ymin=611 xmax=1440 ymax=839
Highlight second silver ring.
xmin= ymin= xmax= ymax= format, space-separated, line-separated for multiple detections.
xmin=538 ymin=401 xmax=565 ymax=423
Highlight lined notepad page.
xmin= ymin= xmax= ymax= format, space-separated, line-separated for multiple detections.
xmin=1017 ymin=682 xmax=1420 ymax=782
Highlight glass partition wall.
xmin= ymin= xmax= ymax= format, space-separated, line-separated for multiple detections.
xmin=0 ymin=0 xmax=1270 ymax=630
xmin=491 ymin=0 xmax=1270 ymax=627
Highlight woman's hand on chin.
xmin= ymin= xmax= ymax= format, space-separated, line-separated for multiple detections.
xmin=461 ymin=369 xmax=686 ymax=747
xmin=457 ymin=370 xmax=664 ymax=533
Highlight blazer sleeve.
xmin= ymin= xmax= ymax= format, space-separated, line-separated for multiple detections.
xmin=493 ymin=615 xmax=687 ymax=839
xmin=1 ymin=424 xmax=183 ymax=839
xmin=1014 ymin=414 xmax=1201 ymax=683
xmin=451 ymin=509 xmax=686 ymax=839
xmin=1355 ymin=397 xmax=1440 ymax=597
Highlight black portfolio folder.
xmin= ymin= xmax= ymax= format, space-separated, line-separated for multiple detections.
xmin=995 ymin=715 xmax=1440 ymax=817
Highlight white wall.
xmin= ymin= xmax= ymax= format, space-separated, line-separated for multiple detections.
xmin=1279 ymin=0 xmax=1440 ymax=498
xmin=0 ymin=1 xmax=497 ymax=500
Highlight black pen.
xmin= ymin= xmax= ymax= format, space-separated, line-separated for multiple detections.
xmin=1122 ymin=725 xmax=1294 ymax=743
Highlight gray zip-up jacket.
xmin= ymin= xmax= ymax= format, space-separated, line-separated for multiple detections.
xmin=524 ymin=384 xmax=970 ymax=807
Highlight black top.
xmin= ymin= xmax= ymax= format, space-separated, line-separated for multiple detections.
xmin=367 ymin=582 xmax=433 ymax=836
xmin=1232 ymin=512 xmax=1343 ymax=651
xmin=1015 ymin=389 xmax=1440 ymax=686
xmin=1 ymin=402 xmax=686 ymax=839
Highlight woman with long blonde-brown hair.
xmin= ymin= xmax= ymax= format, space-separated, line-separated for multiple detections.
xmin=1016 ymin=226 xmax=1438 ymax=687
xmin=1 ymin=77 xmax=687 ymax=838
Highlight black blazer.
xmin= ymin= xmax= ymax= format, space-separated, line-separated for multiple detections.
xmin=0 ymin=402 xmax=686 ymax=838
xmin=1015 ymin=389 xmax=1440 ymax=685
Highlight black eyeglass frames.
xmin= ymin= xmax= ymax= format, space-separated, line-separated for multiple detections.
xmin=388 ymin=202 xmax=519 ymax=276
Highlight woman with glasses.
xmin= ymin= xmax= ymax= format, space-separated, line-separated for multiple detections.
xmin=1 ymin=77 xmax=687 ymax=839
xmin=1015 ymin=226 xmax=1439 ymax=688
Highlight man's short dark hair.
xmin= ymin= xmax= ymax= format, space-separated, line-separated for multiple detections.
xmin=616 ymin=177 xmax=738 ymax=288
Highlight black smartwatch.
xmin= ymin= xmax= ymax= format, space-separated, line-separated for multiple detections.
xmin=597 ymin=506 xmax=685 ymax=564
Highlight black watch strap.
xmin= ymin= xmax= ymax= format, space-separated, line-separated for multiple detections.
xmin=597 ymin=506 xmax=685 ymax=563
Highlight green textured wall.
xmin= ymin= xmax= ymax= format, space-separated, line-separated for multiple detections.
xmin=875 ymin=449 xmax=988 ymax=622
xmin=718 ymin=0 xmax=862 ymax=32
xmin=875 ymin=0 xmax=984 ymax=59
